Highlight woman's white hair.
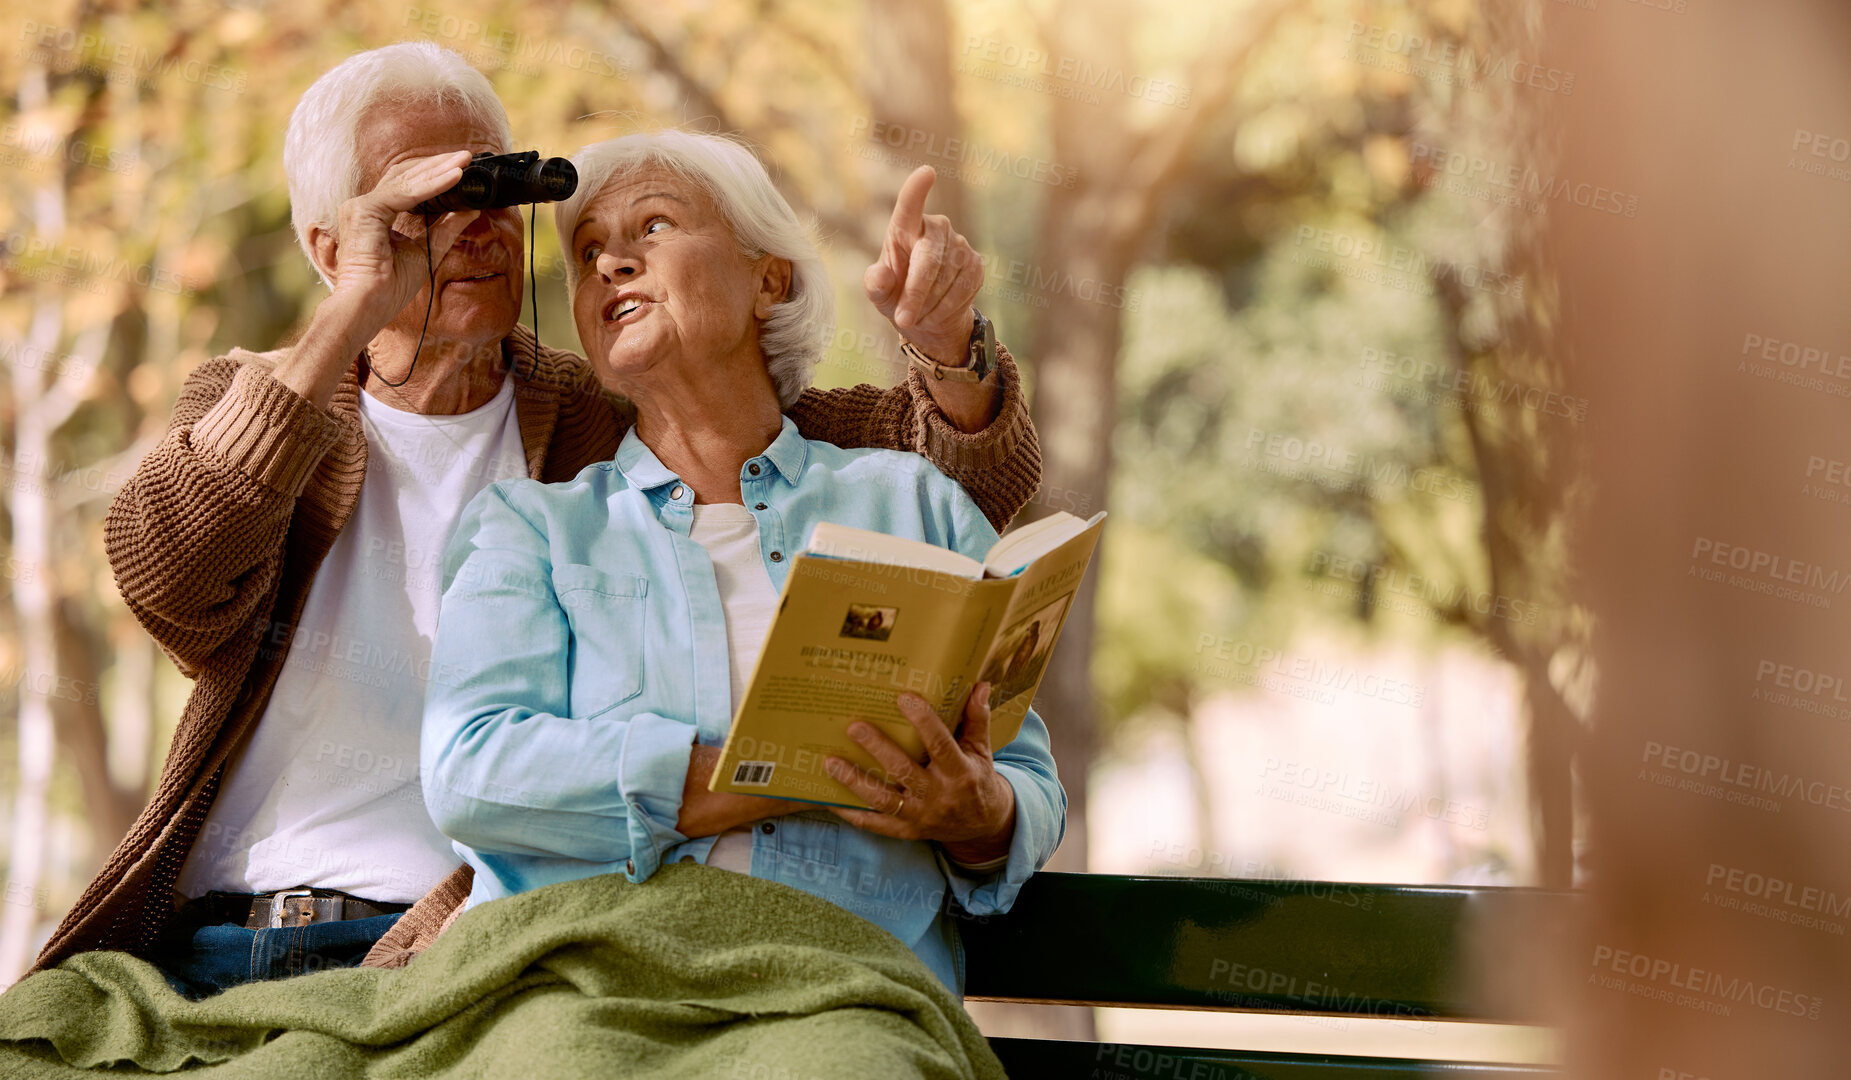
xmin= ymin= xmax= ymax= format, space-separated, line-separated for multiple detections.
xmin=555 ymin=130 xmax=832 ymax=408
xmin=284 ymin=42 xmax=512 ymax=290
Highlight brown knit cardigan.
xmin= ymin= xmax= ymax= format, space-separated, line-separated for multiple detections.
xmin=36 ymin=322 xmax=1040 ymax=973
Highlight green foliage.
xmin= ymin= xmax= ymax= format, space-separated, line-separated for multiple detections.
xmin=1099 ymin=0 xmax=1580 ymax=741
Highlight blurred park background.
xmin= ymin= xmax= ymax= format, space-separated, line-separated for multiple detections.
xmin=0 ymin=0 xmax=1588 ymax=1059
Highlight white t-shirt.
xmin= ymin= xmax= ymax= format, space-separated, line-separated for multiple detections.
xmin=685 ymin=502 xmax=780 ymax=873
xmin=177 ymin=375 xmax=529 ymax=902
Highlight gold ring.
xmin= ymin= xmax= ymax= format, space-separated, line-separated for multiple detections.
xmin=890 ymin=795 xmax=906 ymax=817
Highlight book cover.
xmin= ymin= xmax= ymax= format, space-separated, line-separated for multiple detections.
xmin=709 ymin=512 xmax=1106 ymax=807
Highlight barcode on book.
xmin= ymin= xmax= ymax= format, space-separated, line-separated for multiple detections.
xmin=732 ymin=761 xmax=775 ymax=787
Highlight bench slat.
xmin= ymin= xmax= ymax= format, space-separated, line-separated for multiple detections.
xmin=986 ymin=1038 xmax=1557 ymax=1079
xmin=960 ymin=874 xmax=1568 ymax=1023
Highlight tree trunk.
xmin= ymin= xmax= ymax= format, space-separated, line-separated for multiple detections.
xmin=1418 ymin=659 xmax=1457 ymax=876
xmin=107 ymin=618 xmax=155 ymax=817
xmin=1434 ymin=271 xmax=1579 ymax=890
xmin=1023 ymin=0 xmax=1148 ymax=876
xmin=53 ymin=604 xmax=144 ymax=858
xmin=0 ymin=302 xmax=63 ymax=985
xmin=1182 ymin=705 xmax=1222 ymax=869
xmin=1517 ymin=654 xmax=1575 ymax=886
xmin=0 ymin=58 xmax=68 ymax=984
xmin=1021 ymin=0 xmax=1292 ymax=878
xmin=860 ymin=0 xmax=967 ymax=228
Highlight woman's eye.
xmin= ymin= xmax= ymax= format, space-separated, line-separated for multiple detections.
xmin=580 ymin=243 xmax=601 ymax=264
xmin=644 ymin=218 xmax=670 ymax=235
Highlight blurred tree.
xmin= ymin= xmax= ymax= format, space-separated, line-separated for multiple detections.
xmin=1099 ymin=0 xmax=1587 ymax=886
xmin=1018 ymin=0 xmax=1296 ymax=874
xmin=0 ymin=2 xmax=297 ymax=977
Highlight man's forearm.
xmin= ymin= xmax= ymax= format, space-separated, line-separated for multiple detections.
xmin=919 ymin=368 xmax=1005 ymax=433
xmin=272 ymin=293 xmax=378 ymax=409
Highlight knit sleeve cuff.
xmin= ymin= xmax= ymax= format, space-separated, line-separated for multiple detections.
xmin=359 ymin=862 xmax=473 ymax=969
xmin=190 ymin=363 xmax=344 ymax=498
xmin=905 ymin=343 xmax=1034 ymax=474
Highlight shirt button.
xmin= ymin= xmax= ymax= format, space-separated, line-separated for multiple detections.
xmin=748 ymin=463 xmax=762 ymax=476
xmin=669 ymin=485 xmax=684 ymax=501
xmin=769 ymin=551 xmax=783 ymax=562
xmin=759 ymin=822 xmax=776 ymax=835
xmin=626 ymin=859 xmax=635 ymax=874
xmin=754 ymin=502 xmax=767 ymax=511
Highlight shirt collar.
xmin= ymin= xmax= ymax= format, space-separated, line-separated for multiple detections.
xmin=759 ymin=415 xmax=808 ymax=486
xmin=612 ymin=414 xmax=809 ymax=492
xmin=613 ymin=427 xmax=678 ymax=492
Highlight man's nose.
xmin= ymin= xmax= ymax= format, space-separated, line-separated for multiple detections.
xmin=451 ymin=212 xmax=515 ymax=257
xmin=460 ymin=209 xmax=503 ymax=237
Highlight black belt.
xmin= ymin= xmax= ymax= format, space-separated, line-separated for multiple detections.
xmin=191 ymin=888 xmax=411 ymax=930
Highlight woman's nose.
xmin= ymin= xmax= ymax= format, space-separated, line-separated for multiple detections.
xmin=595 ymin=249 xmax=638 ymax=282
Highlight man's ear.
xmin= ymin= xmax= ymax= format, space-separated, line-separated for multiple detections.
xmin=754 ymin=256 xmax=793 ymax=320
xmin=307 ymin=223 xmax=340 ymax=287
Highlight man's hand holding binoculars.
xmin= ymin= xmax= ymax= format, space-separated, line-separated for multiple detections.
xmin=276 ymin=150 xmax=489 ymax=406
xmin=331 ymin=149 xmax=486 ymax=332
xmin=276 ymin=148 xmax=573 ymax=407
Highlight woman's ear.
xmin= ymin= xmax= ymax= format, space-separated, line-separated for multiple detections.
xmin=754 ymin=256 xmax=793 ymax=320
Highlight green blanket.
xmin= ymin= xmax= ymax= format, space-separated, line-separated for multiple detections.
xmin=0 ymin=863 xmax=1008 ymax=1079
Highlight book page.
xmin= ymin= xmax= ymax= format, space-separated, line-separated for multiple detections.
xmin=982 ymin=511 xmax=1093 ymax=577
xmin=806 ymin=521 xmax=984 ymax=578
xmin=968 ymin=515 xmax=1107 ymax=737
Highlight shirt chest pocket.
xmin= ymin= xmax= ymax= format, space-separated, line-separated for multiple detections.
xmin=552 ymin=564 xmax=648 ymax=720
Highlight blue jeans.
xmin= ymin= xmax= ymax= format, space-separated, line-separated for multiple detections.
xmin=148 ymin=910 xmax=403 ymax=999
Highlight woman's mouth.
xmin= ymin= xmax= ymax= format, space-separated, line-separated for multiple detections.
xmin=449 ymin=271 xmax=504 ymax=286
xmin=604 ymin=297 xmax=653 ymax=325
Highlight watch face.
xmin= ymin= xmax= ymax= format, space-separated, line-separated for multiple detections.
xmin=968 ymin=312 xmax=995 ymax=379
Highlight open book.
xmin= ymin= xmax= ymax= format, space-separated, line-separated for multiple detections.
xmin=709 ymin=510 xmax=1107 ymax=808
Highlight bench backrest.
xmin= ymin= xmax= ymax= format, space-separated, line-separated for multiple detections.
xmin=959 ymin=872 xmax=1571 ymax=1079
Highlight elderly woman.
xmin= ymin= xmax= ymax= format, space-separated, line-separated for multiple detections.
xmin=418 ymin=131 xmax=1065 ymax=997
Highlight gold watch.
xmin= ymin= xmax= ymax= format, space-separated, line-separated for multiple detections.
xmin=901 ymin=309 xmax=996 ymax=382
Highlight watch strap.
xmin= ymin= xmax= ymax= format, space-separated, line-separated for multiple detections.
xmin=902 ymin=309 xmax=996 ymax=383
xmin=902 ymin=339 xmax=985 ymax=382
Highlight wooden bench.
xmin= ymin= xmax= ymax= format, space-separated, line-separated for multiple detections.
xmin=960 ymin=872 xmax=1569 ymax=1078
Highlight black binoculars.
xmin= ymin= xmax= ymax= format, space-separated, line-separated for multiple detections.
xmin=414 ymin=150 xmax=578 ymax=214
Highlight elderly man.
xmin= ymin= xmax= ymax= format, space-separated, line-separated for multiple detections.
xmin=37 ymin=41 xmax=1039 ymax=995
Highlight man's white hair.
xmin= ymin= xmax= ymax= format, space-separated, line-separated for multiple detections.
xmin=284 ymin=42 xmax=512 ymax=290
xmin=555 ymin=131 xmax=832 ymax=409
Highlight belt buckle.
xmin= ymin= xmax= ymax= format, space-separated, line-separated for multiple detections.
xmin=267 ymin=888 xmax=315 ymax=929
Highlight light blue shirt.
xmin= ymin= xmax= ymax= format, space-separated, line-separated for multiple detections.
xmin=421 ymin=416 xmax=1066 ymax=993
